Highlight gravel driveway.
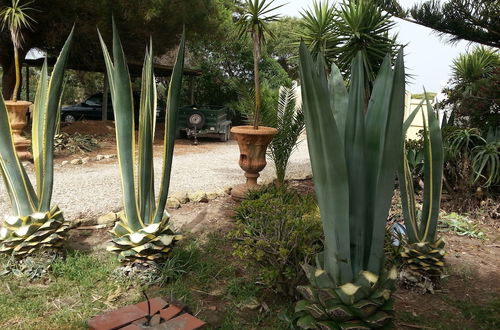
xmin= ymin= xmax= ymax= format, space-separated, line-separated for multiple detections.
xmin=0 ymin=137 xmax=312 ymax=220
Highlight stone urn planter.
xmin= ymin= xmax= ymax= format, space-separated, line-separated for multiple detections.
xmin=230 ymin=125 xmax=277 ymax=201
xmin=5 ymin=100 xmax=32 ymax=161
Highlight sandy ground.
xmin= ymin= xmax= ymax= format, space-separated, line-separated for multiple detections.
xmin=0 ymin=136 xmax=312 ymax=221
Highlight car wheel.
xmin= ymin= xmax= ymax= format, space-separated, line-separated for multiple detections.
xmin=63 ymin=114 xmax=76 ymax=123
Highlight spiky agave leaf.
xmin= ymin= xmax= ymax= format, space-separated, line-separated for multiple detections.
xmin=0 ymin=28 xmax=73 ymax=257
xmin=296 ymin=42 xmax=405 ymax=328
xmin=99 ymin=21 xmax=185 ymax=263
xmin=107 ymin=214 xmax=182 ymax=262
xmin=295 ymin=262 xmax=397 ymax=329
xmin=0 ymin=206 xmax=69 ymax=256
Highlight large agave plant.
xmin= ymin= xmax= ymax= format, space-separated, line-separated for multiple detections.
xmin=398 ymin=97 xmax=445 ymax=277
xmin=294 ymin=43 xmax=405 ymax=329
xmin=0 ymin=29 xmax=73 ymax=257
xmin=98 ymin=23 xmax=184 ymax=263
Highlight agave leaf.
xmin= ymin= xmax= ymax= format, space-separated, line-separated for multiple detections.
xmin=420 ymin=93 xmax=443 ymax=242
xmin=367 ymin=49 xmax=405 ymax=274
xmin=328 ymin=63 xmax=348 ymax=142
xmin=398 ymin=103 xmax=423 ymax=243
xmin=344 ymin=52 xmax=368 ymax=276
xmin=153 ymin=29 xmax=186 ymax=223
xmin=98 ymin=20 xmax=141 ymax=230
xmin=364 ymin=55 xmax=394 ymax=256
xmin=137 ymin=39 xmax=157 ymax=223
xmin=33 ymin=27 xmax=74 ymax=211
xmin=299 ymin=42 xmax=352 ymax=285
xmin=0 ymin=96 xmax=35 ymax=216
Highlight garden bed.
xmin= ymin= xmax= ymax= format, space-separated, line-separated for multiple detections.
xmin=0 ymin=181 xmax=498 ymax=329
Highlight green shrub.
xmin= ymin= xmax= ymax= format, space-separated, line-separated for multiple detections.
xmin=229 ymin=186 xmax=323 ymax=296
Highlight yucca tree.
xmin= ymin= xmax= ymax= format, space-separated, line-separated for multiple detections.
xmin=236 ymin=0 xmax=283 ymax=128
xmin=451 ymin=47 xmax=499 ymax=89
xmin=294 ymin=43 xmax=405 ymax=328
xmin=335 ymin=0 xmax=398 ymax=86
xmin=299 ymin=0 xmax=399 ymax=91
xmin=398 ymin=97 xmax=445 ymax=278
xmin=0 ymin=0 xmax=36 ymax=101
xmin=98 ymin=23 xmax=184 ymax=263
xmin=0 ymin=29 xmax=73 ymax=256
xmin=298 ymin=0 xmax=338 ymax=66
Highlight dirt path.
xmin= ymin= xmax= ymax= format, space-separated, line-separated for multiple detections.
xmin=0 ymin=136 xmax=311 ymax=221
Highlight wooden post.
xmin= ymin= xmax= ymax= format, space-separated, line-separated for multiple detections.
xmin=102 ymin=73 xmax=109 ymax=121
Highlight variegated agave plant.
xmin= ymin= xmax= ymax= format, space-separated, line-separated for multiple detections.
xmin=294 ymin=43 xmax=405 ymax=329
xmin=98 ymin=23 xmax=184 ymax=263
xmin=0 ymin=29 xmax=73 ymax=257
xmin=399 ymin=97 xmax=445 ymax=276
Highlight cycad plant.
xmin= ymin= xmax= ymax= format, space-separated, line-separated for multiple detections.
xmin=0 ymin=29 xmax=73 ymax=256
xmin=98 ymin=23 xmax=184 ymax=263
xmin=268 ymin=84 xmax=305 ymax=186
xmin=294 ymin=43 xmax=405 ymax=328
xmin=398 ymin=97 xmax=445 ymax=277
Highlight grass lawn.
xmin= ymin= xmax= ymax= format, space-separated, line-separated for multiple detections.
xmin=0 ymin=204 xmax=498 ymax=329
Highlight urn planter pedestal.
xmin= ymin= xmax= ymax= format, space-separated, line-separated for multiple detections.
xmin=230 ymin=125 xmax=277 ymax=201
xmin=5 ymin=100 xmax=32 ymax=161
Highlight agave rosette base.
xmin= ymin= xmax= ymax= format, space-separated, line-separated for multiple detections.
xmin=400 ymin=238 xmax=445 ymax=274
xmin=107 ymin=214 xmax=182 ymax=263
xmin=296 ymin=263 xmax=397 ymax=329
xmin=0 ymin=206 xmax=69 ymax=257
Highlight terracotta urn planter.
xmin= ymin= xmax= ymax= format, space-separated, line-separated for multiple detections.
xmin=230 ymin=125 xmax=277 ymax=201
xmin=5 ymin=100 xmax=32 ymax=161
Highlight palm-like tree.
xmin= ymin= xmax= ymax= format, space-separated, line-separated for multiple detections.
xmin=451 ymin=46 xmax=499 ymax=92
xmin=236 ymin=0 xmax=283 ymax=129
xmin=300 ymin=0 xmax=399 ymax=91
xmin=0 ymin=0 xmax=36 ymax=101
xmin=334 ymin=0 xmax=398 ymax=85
xmin=298 ymin=0 xmax=338 ymax=66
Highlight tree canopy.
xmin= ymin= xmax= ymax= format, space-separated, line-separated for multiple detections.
xmin=0 ymin=0 xmax=225 ymax=98
xmin=376 ymin=0 xmax=500 ymax=48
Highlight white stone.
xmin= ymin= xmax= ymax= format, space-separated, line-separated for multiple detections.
xmin=167 ymin=197 xmax=181 ymax=209
xmin=189 ymin=191 xmax=208 ymax=203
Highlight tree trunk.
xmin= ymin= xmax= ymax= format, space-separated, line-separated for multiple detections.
xmin=1 ymin=59 xmax=16 ymax=100
xmin=1 ymin=47 xmax=27 ymax=101
xmin=13 ymin=47 xmax=20 ymax=102
xmin=252 ymin=30 xmax=261 ymax=130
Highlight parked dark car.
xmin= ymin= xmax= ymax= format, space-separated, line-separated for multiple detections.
xmin=177 ymin=105 xmax=232 ymax=142
xmin=61 ymin=93 xmax=165 ymax=122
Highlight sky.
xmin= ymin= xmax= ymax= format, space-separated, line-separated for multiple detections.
xmin=272 ymin=0 xmax=475 ymax=93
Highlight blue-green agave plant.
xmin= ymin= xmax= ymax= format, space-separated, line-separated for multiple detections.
xmin=98 ymin=22 xmax=185 ymax=263
xmin=0 ymin=29 xmax=74 ymax=257
xmin=294 ymin=42 xmax=405 ymax=329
